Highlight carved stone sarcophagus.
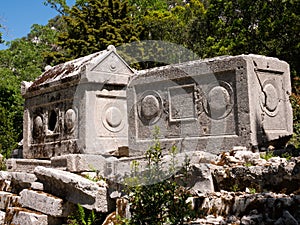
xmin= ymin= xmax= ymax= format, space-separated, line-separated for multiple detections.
xmin=127 ymin=55 xmax=293 ymax=155
xmin=22 ymin=46 xmax=133 ymax=159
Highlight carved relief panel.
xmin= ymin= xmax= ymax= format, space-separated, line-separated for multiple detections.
xmin=128 ymin=55 xmax=293 ymax=155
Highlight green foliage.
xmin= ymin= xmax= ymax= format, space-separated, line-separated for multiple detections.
xmin=0 ymin=23 xmax=57 ymax=158
xmin=260 ymin=151 xmax=274 ymax=161
xmin=248 ymin=187 xmax=256 ymax=194
xmin=281 ymin=152 xmax=292 ymax=161
xmin=44 ymin=0 xmax=70 ymax=15
xmin=0 ymin=67 xmax=23 ymax=158
xmin=67 ymin=204 xmax=104 ymax=225
xmin=48 ymin=0 xmax=141 ymax=64
xmin=122 ymin=127 xmax=194 ymax=225
xmin=290 ymin=93 xmax=300 ymax=148
xmin=188 ymin=0 xmax=300 ymax=80
xmin=231 ymin=183 xmax=240 ymax=192
xmin=138 ymin=0 xmax=205 ymax=55
xmin=244 ymin=162 xmax=253 ymax=167
xmin=0 ymin=24 xmax=3 ymax=44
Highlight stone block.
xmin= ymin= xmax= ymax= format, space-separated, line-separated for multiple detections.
xmin=0 ymin=210 xmax=5 ymax=224
xmin=5 ymin=207 xmax=48 ymax=225
xmin=51 ymin=154 xmax=113 ymax=173
xmin=34 ymin=166 xmax=111 ymax=212
xmin=20 ymin=189 xmax=75 ymax=217
xmin=22 ymin=46 xmax=133 ymax=159
xmin=0 ymin=191 xmax=20 ymax=210
xmin=186 ymin=164 xmax=215 ymax=194
xmin=0 ymin=171 xmax=37 ymax=193
xmin=104 ymin=151 xmax=218 ymax=184
xmin=6 ymin=158 xmax=51 ymax=173
xmin=127 ymin=55 xmax=293 ymax=155
xmin=0 ymin=171 xmax=12 ymax=192
xmin=31 ymin=182 xmax=44 ymax=191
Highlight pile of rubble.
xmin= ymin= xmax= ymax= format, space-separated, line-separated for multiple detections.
xmin=0 ymin=148 xmax=299 ymax=225
xmin=186 ymin=148 xmax=300 ymax=224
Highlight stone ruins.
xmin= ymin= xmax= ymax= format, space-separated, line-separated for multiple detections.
xmin=21 ymin=45 xmax=133 ymax=159
xmin=127 ymin=54 xmax=293 ymax=155
xmin=1 ymin=46 xmax=299 ymax=224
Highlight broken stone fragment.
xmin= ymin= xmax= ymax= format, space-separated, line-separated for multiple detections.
xmin=274 ymin=210 xmax=298 ymax=225
xmin=5 ymin=207 xmax=48 ymax=225
xmin=34 ymin=166 xmax=112 ymax=212
xmin=0 ymin=171 xmax=37 ymax=193
xmin=20 ymin=189 xmax=75 ymax=217
xmin=6 ymin=158 xmax=51 ymax=173
xmin=0 ymin=191 xmax=20 ymax=210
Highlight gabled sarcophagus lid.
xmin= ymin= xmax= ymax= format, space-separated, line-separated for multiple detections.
xmin=22 ymin=45 xmax=134 ymax=159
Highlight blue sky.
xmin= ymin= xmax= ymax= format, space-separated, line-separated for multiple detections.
xmin=0 ymin=0 xmax=74 ymax=50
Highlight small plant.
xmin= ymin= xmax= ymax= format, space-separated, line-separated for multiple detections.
xmin=248 ymin=187 xmax=256 ymax=194
xmin=260 ymin=151 xmax=274 ymax=161
xmin=281 ymin=152 xmax=292 ymax=161
xmin=244 ymin=162 xmax=253 ymax=167
xmin=289 ymin=93 xmax=300 ymax=148
xmin=67 ymin=204 xmax=104 ymax=225
xmin=231 ymin=184 xmax=240 ymax=192
xmin=121 ymin=127 xmax=194 ymax=225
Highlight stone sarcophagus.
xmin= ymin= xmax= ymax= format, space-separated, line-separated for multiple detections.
xmin=127 ymin=55 xmax=293 ymax=155
xmin=22 ymin=46 xmax=133 ymax=159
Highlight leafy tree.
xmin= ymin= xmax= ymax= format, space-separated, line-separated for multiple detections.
xmin=0 ymin=68 xmax=23 ymax=158
xmin=0 ymin=21 xmax=58 ymax=157
xmin=130 ymin=0 xmax=204 ymax=48
xmin=47 ymin=0 xmax=141 ymax=64
xmin=44 ymin=0 xmax=71 ymax=15
xmin=0 ymin=24 xmax=4 ymax=44
xmin=189 ymin=0 xmax=300 ymax=79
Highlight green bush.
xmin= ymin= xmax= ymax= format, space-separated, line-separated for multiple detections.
xmin=260 ymin=151 xmax=274 ymax=161
xmin=122 ymin=127 xmax=195 ymax=225
xmin=67 ymin=204 xmax=104 ymax=225
xmin=290 ymin=93 xmax=300 ymax=148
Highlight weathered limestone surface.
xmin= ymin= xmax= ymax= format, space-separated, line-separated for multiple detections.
xmin=189 ymin=191 xmax=300 ymax=224
xmin=6 ymin=158 xmax=51 ymax=173
xmin=127 ymin=55 xmax=293 ymax=155
xmin=34 ymin=166 xmax=110 ymax=212
xmin=0 ymin=171 xmax=37 ymax=193
xmin=213 ymin=152 xmax=300 ymax=194
xmin=50 ymin=154 xmax=111 ymax=173
xmin=20 ymin=189 xmax=75 ymax=217
xmin=22 ymin=45 xmax=134 ymax=159
xmin=30 ymin=182 xmax=44 ymax=191
xmin=0 ymin=211 xmax=5 ymax=224
xmin=103 ymin=151 xmax=218 ymax=185
xmin=5 ymin=207 xmax=48 ymax=225
xmin=0 ymin=191 xmax=20 ymax=210
xmin=1 ymin=149 xmax=300 ymax=224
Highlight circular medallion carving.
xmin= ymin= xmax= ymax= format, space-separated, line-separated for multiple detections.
xmin=105 ymin=107 xmax=122 ymax=128
xmin=264 ymin=83 xmax=278 ymax=112
xmin=102 ymin=104 xmax=125 ymax=133
xmin=33 ymin=116 xmax=43 ymax=137
xmin=110 ymin=64 xmax=117 ymax=71
xmin=65 ymin=109 xmax=76 ymax=133
xmin=260 ymin=81 xmax=279 ymax=117
xmin=138 ymin=91 xmax=162 ymax=125
xmin=141 ymin=95 xmax=160 ymax=119
xmin=203 ymin=81 xmax=234 ymax=120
